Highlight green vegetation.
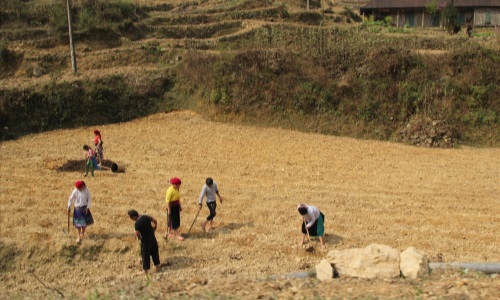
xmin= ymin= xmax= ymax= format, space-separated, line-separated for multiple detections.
xmin=0 ymin=75 xmax=173 ymax=138
xmin=174 ymin=26 xmax=498 ymax=144
xmin=0 ymin=41 xmax=17 ymax=70
xmin=0 ymin=0 xmax=145 ymax=35
xmin=442 ymin=1 xmax=459 ymax=34
xmin=425 ymin=0 xmax=439 ymax=20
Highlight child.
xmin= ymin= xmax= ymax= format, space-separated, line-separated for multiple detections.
xmin=83 ymin=145 xmax=98 ymax=177
xmin=198 ymin=177 xmax=223 ymax=232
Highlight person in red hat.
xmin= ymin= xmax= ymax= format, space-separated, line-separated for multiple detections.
xmin=67 ymin=180 xmax=94 ymax=243
xmin=93 ymin=129 xmax=104 ymax=166
xmin=164 ymin=177 xmax=184 ymax=241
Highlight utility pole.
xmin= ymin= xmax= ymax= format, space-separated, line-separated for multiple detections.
xmin=66 ymin=0 xmax=77 ymax=74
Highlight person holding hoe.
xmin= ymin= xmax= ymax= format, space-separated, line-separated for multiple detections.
xmin=128 ymin=209 xmax=161 ymax=275
xmin=164 ymin=177 xmax=184 ymax=241
xmin=297 ymin=203 xmax=326 ymax=249
xmin=67 ymin=180 xmax=94 ymax=243
xmin=198 ymin=177 xmax=223 ymax=232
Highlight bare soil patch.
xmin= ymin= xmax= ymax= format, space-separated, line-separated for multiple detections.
xmin=0 ymin=111 xmax=498 ymax=299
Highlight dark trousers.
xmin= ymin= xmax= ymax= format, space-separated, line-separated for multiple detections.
xmin=141 ymin=237 xmax=160 ymax=271
xmin=206 ymin=201 xmax=217 ymax=221
xmin=170 ymin=205 xmax=181 ymax=229
xmin=301 ymin=212 xmax=325 ymax=236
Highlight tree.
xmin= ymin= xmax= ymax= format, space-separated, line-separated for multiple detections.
xmin=441 ymin=0 xmax=459 ymax=34
xmin=425 ymin=0 xmax=439 ymax=18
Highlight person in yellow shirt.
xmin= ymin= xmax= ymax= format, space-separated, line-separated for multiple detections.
xmin=164 ymin=177 xmax=184 ymax=241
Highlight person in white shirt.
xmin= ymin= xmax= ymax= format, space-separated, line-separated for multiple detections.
xmin=67 ymin=180 xmax=94 ymax=243
xmin=198 ymin=177 xmax=223 ymax=232
xmin=298 ymin=203 xmax=326 ymax=249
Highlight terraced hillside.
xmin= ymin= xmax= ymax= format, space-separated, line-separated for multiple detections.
xmin=1 ymin=1 xmax=500 ymax=299
xmin=1 ymin=0 xmax=348 ymax=88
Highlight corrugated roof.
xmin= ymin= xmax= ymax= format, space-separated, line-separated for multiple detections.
xmin=361 ymin=0 xmax=500 ymax=10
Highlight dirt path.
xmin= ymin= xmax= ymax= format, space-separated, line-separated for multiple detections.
xmin=0 ymin=111 xmax=499 ymax=298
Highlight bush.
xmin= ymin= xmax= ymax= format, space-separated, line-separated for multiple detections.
xmin=288 ymin=11 xmax=323 ymax=25
xmin=363 ymin=15 xmax=386 ymax=26
xmin=384 ymin=16 xmax=392 ymax=26
xmin=48 ymin=2 xmax=67 ymax=33
xmin=341 ymin=7 xmax=362 ymax=22
xmin=0 ymin=42 xmax=16 ymax=66
xmin=0 ymin=75 xmax=172 ymax=139
xmin=78 ymin=8 xmax=96 ymax=30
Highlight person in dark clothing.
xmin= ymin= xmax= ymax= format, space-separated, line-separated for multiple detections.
xmin=128 ymin=209 xmax=161 ymax=275
xmin=466 ymin=17 xmax=473 ymax=38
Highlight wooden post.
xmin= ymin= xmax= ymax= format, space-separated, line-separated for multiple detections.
xmin=307 ymin=0 xmax=309 ymax=11
xmin=422 ymin=9 xmax=425 ymax=27
xmin=397 ymin=9 xmax=400 ymax=27
xmin=66 ymin=0 xmax=77 ymax=74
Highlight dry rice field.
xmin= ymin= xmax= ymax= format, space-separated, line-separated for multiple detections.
xmin=1 ymin=111 xmax=499 ymax=299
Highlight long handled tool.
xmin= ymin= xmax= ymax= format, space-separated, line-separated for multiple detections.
xmin=304 ymin=219 xmax=315 ymax=252
xmin=163 ymin=212 xmax=170 ymax=240
xmin=185 ymin=207 xmax=202 ymax=237
xmin=67 ymin=211 xmax=70 ymax=235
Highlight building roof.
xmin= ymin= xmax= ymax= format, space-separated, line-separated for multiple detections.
xmin=361 ymin=0 xmax=500 ymax=10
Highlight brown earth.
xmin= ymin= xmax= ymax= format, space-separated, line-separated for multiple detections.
xmin=0 ymin=110 xmax=499 ymax=299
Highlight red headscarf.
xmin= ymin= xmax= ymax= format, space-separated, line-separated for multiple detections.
xmin=75 ymin=180 xmax=86 ymax=189
xmin=93 ymin=129 xmax=101 ymax=135
xmin=170 ymin=177 xmax=181 ymax=185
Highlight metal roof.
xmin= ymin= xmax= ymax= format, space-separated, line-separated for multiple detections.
xmin=361 ymin=0 xmax=500 ymax=10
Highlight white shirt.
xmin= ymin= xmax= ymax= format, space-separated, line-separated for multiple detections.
xmin=303 ymin=205 xmax=320 ymax=228
xmin=67 ymin=188 xmax=91 ymax=209
xmin=198 ymin=182 xmax=219 ymax=204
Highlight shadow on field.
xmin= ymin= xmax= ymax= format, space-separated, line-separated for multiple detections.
xmin=325 ymin=233 xmax=343 ymax=245
xmin=88 ymin=232 xmax=133 ymax=240
xmin=225 ymin=221 xmax=254 ymax=231
xmin=56 ymin=159 xmax=115 ymax=172
xmin=181 ymin=221 xmax=254 ymax=239
xmin=163 ymin=255 xmax=196 ymax=270
xmin=183 ymin=232 xmax=218 ymax=239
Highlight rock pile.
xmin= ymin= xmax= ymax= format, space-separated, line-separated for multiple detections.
xmin=399 ymin=116 xmax=458 ymax=148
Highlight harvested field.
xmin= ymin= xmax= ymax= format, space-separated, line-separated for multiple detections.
xmin=0 ymin=110 xmax=499 ymax=299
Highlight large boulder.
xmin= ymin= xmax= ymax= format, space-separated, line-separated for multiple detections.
xmin=326 ymin=243 xmax=400 ymax=279
xmin=400 ymin=246 xmax=429 ymax=279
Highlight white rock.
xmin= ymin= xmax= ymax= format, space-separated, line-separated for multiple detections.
xmin=326 ymin=243 xmax=400 ymax=279
xmin=315 ymin=259 xmax=333 ymax=282
xmin=400 ymin=247 xmax=429 ymax=279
